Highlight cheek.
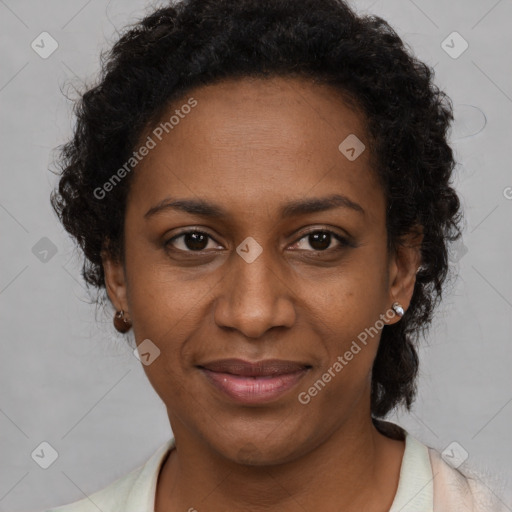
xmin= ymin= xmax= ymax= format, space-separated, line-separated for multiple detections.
xmin=125 ymin=246 xmax=219 ymax=342
xmin=298 ymin=293 xmax=382 ymax=414
xmin=306 ymin=255 xmax=389 ymax=333
xmin=139 ymin=355 xmax=190 ymax=413
xmin=301 ymin=256 xmax=389 ymax=382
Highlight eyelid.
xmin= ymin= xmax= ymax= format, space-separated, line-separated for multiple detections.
xmin=296 ymin=226 xmax=350 ymax=241
xmin=166 ymin=228 xmax=222 ymax=249
xmin=165 ymin=226 xmax=353 ymax=252
xmin=292 ymin=228 xmax=352 ymax=250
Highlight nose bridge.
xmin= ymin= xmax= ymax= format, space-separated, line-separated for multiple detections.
xmin=235 ymin=238 xmax=278 ymax=299
xmin=214 ymin=237 xmax=295 ymax=338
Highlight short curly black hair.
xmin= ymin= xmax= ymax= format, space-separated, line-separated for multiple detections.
xmin=50 ymin=0 xmax=462 ymax=419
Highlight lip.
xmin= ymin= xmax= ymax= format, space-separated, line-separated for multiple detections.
xmin=198 ymin=358 xmax=311 ymax=404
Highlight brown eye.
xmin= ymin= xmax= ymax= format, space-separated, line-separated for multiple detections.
xmin=165 ymin=231 xmax=219 ymax=252
xmin=307 ymin=232 xmax=331 ymax=251
xmin=292 ymin=230 xmax=350 ymax=252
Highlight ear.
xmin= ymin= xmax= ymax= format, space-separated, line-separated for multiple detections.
xmin=386 ymin=225 xmax=423 ymax=324
xmin=101 ymin=249 xmax=129 ymax=315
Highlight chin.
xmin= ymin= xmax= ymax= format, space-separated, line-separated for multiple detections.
xmin=209 ymin=423 xmax=313 ymax=467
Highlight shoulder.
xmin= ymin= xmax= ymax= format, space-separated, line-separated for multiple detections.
xmin=375 ymin=419 xmax=511 ymax=512
xmin=44 ymin=438 xmax=175 ymax=512
xmin=428 ymin=446 xmax=511 ymax=512
xmin=44 ymin=467 xmax=141 ymax=512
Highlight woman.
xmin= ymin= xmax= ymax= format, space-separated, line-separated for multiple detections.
xmin=47 ymin=0 xmax=506 ymax=510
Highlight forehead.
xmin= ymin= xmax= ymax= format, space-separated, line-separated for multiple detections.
xmin=128 ymin=76 xmax=384 ymax=223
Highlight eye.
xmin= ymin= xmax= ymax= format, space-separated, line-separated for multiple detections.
xmin=290 ymin=230 xmax=351 ymax=252
xmin=165 ymin=228 xmax=352 ymax=254
xmin=165 ymin=230 xmax=222 ymax=252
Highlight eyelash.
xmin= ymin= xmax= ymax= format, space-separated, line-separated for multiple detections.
xmin=164 ymin=229 xmax=352 ymax=254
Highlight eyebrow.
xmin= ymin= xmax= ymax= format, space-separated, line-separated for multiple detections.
xmin=144 ymin=193 xmax=365 ymax=220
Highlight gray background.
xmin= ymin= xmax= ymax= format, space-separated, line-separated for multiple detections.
xmin=1 ymin=0 xmax=511 ymax=510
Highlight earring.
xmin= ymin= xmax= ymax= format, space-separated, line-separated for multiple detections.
xmin=114 ymin=309 xmax=132 ymax=333
xmin=391 ymin=302 xmax=404 ymax=318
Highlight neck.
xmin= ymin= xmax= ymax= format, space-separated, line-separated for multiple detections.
xmin=155 ymin=414 xmax=405 ymax=512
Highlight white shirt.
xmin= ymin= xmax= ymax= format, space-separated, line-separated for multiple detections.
xmin=46 ymin=428 xmax=508 ymax=512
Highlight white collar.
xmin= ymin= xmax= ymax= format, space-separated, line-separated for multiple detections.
xmin=125 ymin=430 xmax=433 ymax=511
xmin=389 ymin=432 xmax=434 ymax=512
xmin=54 ymin=428 xmax=434 ymax=511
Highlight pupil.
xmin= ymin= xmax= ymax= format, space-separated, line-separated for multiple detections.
xmin=185 ymin=232 xmax=208 ymax=250
xmin=182 ymin=232 xmax=332 ymax=251
xmin=310 ymin=232 xmax=330 ymax=250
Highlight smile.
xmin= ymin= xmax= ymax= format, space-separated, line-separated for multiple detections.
xmin=197 ymin=358 xmax=311 ymax=404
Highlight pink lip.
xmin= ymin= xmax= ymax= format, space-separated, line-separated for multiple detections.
xmin=200 ymin=368 xmax=309 ymax=404
xmin=198 ymin=358 xmax=311 ymax=404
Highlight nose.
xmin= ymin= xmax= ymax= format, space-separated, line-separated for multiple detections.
xmin=213 ymin=244 xmax=296 ymax=339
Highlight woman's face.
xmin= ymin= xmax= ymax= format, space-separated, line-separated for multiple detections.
xmin=103 ymin=76 xmax=420 ymax=465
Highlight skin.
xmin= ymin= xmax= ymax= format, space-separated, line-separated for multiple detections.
xmin=102 ymin=76 xmax=423 ymax=512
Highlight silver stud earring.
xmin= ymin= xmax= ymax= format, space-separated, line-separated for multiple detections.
xmin=391 ymin=302 xmax=404 ymax=318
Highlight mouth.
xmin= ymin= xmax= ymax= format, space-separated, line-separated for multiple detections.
xmin=197 ymin=358 xmax=312 ymax=404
